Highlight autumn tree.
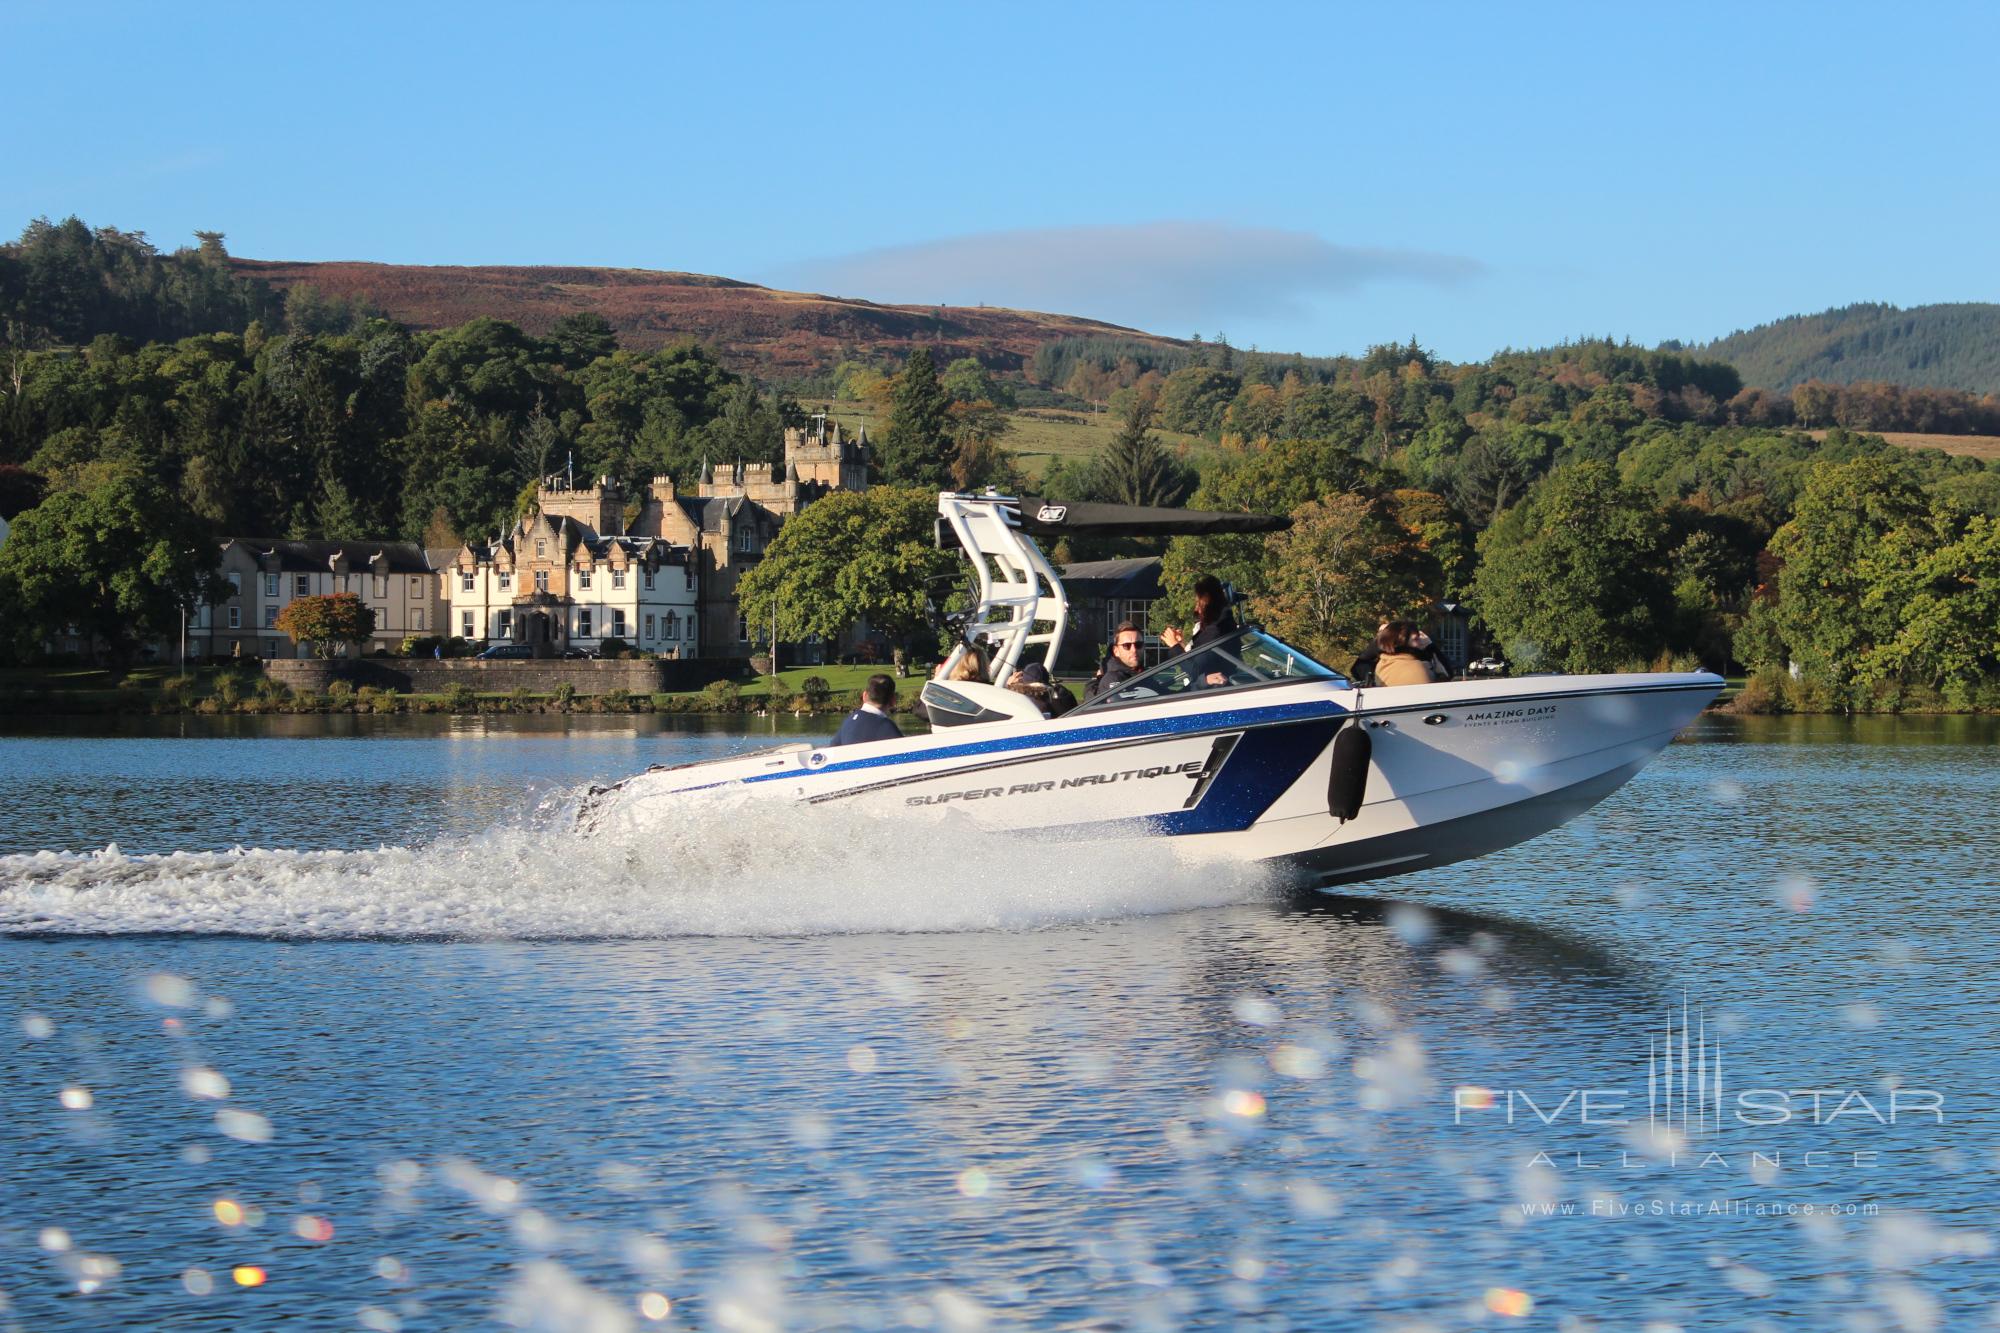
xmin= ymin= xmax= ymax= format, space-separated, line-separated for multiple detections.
xmin=1261 ymin=494 xmax=1440 ymax=666
xmin=275 ymin=592 xmax=376 ymax=657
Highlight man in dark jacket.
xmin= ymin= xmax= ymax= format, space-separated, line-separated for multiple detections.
xmin=832 ymin=674 xmax=903 ymax=745
xmin=1085 ymin=622 xmax=1145 ymax=701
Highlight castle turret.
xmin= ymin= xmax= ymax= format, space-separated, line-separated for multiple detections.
xmin=536 ymin=475 xmax=624 ymax=537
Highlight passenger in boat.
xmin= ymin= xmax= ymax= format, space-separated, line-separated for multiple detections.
xmin=1160 ymin=575 xmax=1235 ymax=686
xmin=1159 ymin=575 xmax=1238 ymax=654
xmin=1373 ymin=620 xmax=1450 ymax=686
xmin=1086 ymin=622 xmax=1145 ymax=700
xmin=832 ymin=674 xmax=903 ymax=745
xmin=1005 ymin=662 xmax=1076 ymax=718
xmin=944 ymin=642 xmax=990 ymax=684
xmin=1352 ymin=618 xmax=1457 ymax=684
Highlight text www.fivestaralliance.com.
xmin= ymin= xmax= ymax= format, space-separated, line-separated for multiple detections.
xmin=1520 ymin=1199 xmax=1880 ymax=1218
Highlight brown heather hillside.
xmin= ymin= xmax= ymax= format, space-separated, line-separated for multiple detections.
xmin=231 ymin=259 xmax=1178 ymax=377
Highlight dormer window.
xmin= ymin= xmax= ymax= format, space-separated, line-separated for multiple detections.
xmin=578 ymin=569 xmax=592 ymax=590
xmin=737 ymin=529 xmax=754 ymax=553
xmin=611 ymin=569 xmax=626 ymax=590
xmin=498 ymin=571 xmax=511 ymax=591
xmin=536 ymin=540 xmax=546 ymax=557
xmin=461 ymin=573 xmax=475 ymax=593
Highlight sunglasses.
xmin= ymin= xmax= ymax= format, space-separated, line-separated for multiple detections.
xmin=1115 ymin=639 xmax=1140 ymax=649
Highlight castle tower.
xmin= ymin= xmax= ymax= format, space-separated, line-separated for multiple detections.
xmin=536 ymin=475 xmax=625 ymax=536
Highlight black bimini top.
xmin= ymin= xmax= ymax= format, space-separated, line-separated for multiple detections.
xmin=1011 ymin=498 xmax=1291 ymax=538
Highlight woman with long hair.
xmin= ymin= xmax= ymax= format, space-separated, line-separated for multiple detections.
xmin=1159 ymin=574 xmax=1237 ymax=653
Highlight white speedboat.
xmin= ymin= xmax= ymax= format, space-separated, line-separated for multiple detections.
xmin=580 ymin=493 xmax=1720 ymax=890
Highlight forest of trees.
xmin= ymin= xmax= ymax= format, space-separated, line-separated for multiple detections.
xmin=4 ymin=217 xmax=1999 ymax=705
xmin=1694 ymin=302 xmax=2000 ymax=397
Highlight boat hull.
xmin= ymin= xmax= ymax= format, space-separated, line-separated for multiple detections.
xmin=581 ymin=672 xmax=1720 ymax=890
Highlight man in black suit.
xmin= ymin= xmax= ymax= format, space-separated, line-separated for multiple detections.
xmin=1085 ymin=622 xmax=1145 ymax=701
xmin=832 ymin=674 xmax=903 ymax=746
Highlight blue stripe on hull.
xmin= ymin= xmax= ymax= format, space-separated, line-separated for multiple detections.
xmin=736 ymin=696 xmax=1353 ymax=788
xmin=1041 ymin=715 xmax=1344 ymax=841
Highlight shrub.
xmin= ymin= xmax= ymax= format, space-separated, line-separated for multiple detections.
xmin=1725 ymin=667 xmax=1787 ymax=715
xmin=400 ymin=635 xmax=442 ymax=658
xmin=326 ymin=679 xmax=356 ymax=701
xmin=597 ymin=636 xmax=630 ymax=660
xmin=253 ymin=676 xmax=291 ymax=704
xmin=442 ymin=682 xmax=478 ymax=712
xmin=701 ymin=679 xmax=741 ymax=711
xmin=551 ymin=681 xmax=577 ymax=709
xmin=509 ymin=686 xmax=534 ymax=709
xmin=800 ymin=675 xmax=832 ymax=707
xmin=215 ymin=676 xmax=244 ymax=707
xmin=602 ymin=687 xmax=633 ymax=711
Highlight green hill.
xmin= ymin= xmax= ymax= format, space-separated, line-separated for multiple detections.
xmin=1693 ymin=302 xmax=2000 ymax=395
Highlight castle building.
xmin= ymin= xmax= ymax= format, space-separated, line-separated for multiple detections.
xmin=447 ymin=481 xmax=700 ymax=656
xmin=626 ymin=414 xmax=868 ymax=653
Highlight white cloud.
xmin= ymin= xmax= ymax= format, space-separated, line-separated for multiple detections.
xmin=768 ymin=221 xmax=1483 ymax=334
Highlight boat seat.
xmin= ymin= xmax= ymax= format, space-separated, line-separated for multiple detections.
xmin=921 ymin=680 xmax=1047 ymax=728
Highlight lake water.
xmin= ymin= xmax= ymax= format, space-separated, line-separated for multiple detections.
xmin=1 ymin=714 xmax=1995 ymax=1330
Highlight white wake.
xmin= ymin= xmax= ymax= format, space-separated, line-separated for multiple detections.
xmin=0 ymin=790 xmax=1272 ymax=939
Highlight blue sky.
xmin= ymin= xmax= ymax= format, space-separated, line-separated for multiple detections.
xmin=4 ymin=2 xmax=1996 ymax=362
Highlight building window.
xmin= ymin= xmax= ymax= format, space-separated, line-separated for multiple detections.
xmin=412 ymin=610 xmax=424 ymax=631
xmin=534 ymin=570 xmax=548 ymax=593
xmin=578 ymin=569 xmax=592 ymax=590
xmin=498 ymin=611 xmax=512 ymax=639
xmin=536 ymin=540 xmax=545 ymax=557
xmin=644 ymin=614 xmax=655 ymax=641
xmin=738 ymin=529 xmax=754 ymax=553
xmin=612 ymin=610 xmax=627 ymax=638
xmin=737 ymin=615 xmax=749 ymax=642
xmin=461 ymin=573 xmax=475 ymax=593
xmin=664 ymin=612 xmax=678 ymax=640
xmin=264 ymin=639 xmax=277 ymax=658
xmin=374 ymin=576 xmax=388 ymax=599
xmin=498 ymin=572 xmax=511 ymax=591
xmin=644 ymin=569 xmax=655 ymax=591
xmin=226 ymin=572 xmax=242 ymax=597
xmin=410 ymin=577 xmax=422 ymax=597
xmin=685 ymin=567 xmax=694 ymax=589
xmin=263 ymin=606 xmax=278 ymax=628
xmin=264 ymin=573 xmax=279 ymax=597
xmin=612 ymin=569 xmax=626 ymax=590
xmin=228 ymin=606 xmax=241 ymax=629
xmin=461 ymin=611 xmax=475 ymax=637
xmin=296 ymin=575 xmax=311 ymax=596
xmin=578 ymin=610 xmax=593 ymax=638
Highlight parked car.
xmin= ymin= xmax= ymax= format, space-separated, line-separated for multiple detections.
xmin=561 ymin=646 xmax=592 ymax=660
xmin=475 ymin=643 xmax=536 ymax=660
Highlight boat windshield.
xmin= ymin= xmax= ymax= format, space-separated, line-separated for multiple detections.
xmin=1073 ymin=629 xmax=1349 ymax=713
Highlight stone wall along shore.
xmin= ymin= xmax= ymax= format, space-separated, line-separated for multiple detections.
xmin=266 ymin=657 xmax=746 ymax=695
